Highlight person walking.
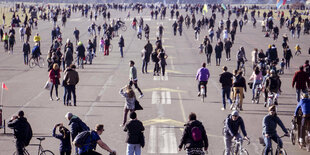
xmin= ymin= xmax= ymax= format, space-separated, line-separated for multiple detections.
xmin=151 ymin=50 xmax=160 ymax=76
xmin=223 ymin=111 xmax=249 ymax=155
xmin=8 ymin=32 xmax=15 ymax=55
xmin=22 ymin=40 xmax=30 ymax=65
xmin=104 ymin=37 xmax=110 ymax=56
xmin=129 ymin=60 xmax=144 ymax=98
xmin=119 ymin=85 xmax=136 ymax=127
xmin=142 ymin=41 xmax=153 ymax=74
xmin=224 ymin=38 xmax=232 ymax=61
xmin=215 ymin=40 xmax=223 ymax=66
xmin=76 ymin=42 xmax=85 ymax=69
xmin=63 ymin=65 xmax=79 ymax=106
xmin=205 ymin=40 xmax=213 ymax=65
xmin=124 ymin=112 xmax=145 ymax=155
xmin=49 ymin=63 xmax=61 ymax=101
xmin=158 ymin=49 xmax=168 ymax=76
xmin=292 ymin=66 xmax=310 ymax=102
xmin=8 ymin=111 xmax=33 ymax=155
xmin=220 ymin=66 xmax=233 ymax=110
xmin=283 ymin=46 xmax=293 ymax=69
xmin=73 ymin=27 xmax=79 ymax=45
xmin=119 ymin=35 xmax=125 ymax=58
xmin=178 ymin=112 xmax=208 ymax=155
xmin=52 ymin=123 xmax=72 ymax=155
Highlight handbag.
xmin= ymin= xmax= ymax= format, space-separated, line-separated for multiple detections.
xmin=134 ymin=100 xmax=143 ymax=110
xmin=44 ymin=80 xmax=53 ymax=90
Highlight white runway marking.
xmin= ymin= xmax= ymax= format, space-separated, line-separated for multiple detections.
xmin=152 ymin=91 xmax=171 ymax=105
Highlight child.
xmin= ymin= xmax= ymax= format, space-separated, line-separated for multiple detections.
xmin=295 ymin=44 xmax=301 ymax=56
xmin=198 ymin=44 xmax=204 ymax=54
xmin=52 ymin=123 xmax=71 ymax=155
xmin=279 ymin=58 xmax=285 ymax=75
xmin=99 ymin=37 xmax=104 ymax=53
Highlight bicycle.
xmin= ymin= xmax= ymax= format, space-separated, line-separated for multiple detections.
xmin=253 ymin=83 xmax=262 ymax=104
xmin=266 ymin=92 xmax=278 ymax=107
xmin=259 ymin=134 xmax=288 ymax=155
xmin=240 ymin=62 xmax=246 ymax=76
xmin=199 ymin=81 xmax=207 ymax=102
xmin=13 ymin=137 xmax=54 ymax=155
xmin=29 ymin=56 xmax=45 ymax=68
xmin=288 ymin=119 xmax=297 ymax=145
xmin=223 ymin=137 xmax=250 ymax=155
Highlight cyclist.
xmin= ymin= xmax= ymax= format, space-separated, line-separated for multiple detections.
xmin=264 ymin=70 xmax=281 ymax=106
xmin=179 ymin=112 xmax=208 ymax=155
xmin=223 ymin=111 xmax=249 ymax=155
xmin=262 ymin=105 xmax=289 ymax=155
xmin=249 ymin=66 xmax=263 ymax=103
xmin=31 ymin=43 xmax=41 ymax=62
xmin=232 ymin=70 xmax=247 ymax=111
xmin=236 ymin=47 xmax=247 ymax=71
xmin=294 ymin=93 xmax=310 ymax=147
xmin=196 ymin=62 xmax=210 ymax=97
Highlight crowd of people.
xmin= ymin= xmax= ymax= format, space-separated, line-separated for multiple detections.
xmin=3 ymin=2 xmax=310 ymax=155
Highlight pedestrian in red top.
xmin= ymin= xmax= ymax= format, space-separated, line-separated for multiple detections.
xmin=49 ymin=63 xmax=61 ymax=101
xmin=292 ymin=66 xmax=310 ymax=102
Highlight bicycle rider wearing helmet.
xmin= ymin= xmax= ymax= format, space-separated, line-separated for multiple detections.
xmin=196 ymin=62 xmax=210 ymax=97
xmin=262 ymin=105 xmax=289 ymax=155
xmin=294 ymin=93 xmax=310 ymax=147
xmin=236 ymin=47 xmax=247 ymax=71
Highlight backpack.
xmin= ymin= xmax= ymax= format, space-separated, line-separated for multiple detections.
xmin=73 ymin=131 xmax=91 ymax=148
xmin=151 ymin=52 xmax=158 ymax=62
xmin=24 ymin=121 xmax=33 ymax=146
xmin=268 ymin=77 xmax=278 ymax=90
xmin=191 ymin=126 xmax=202 ymax=142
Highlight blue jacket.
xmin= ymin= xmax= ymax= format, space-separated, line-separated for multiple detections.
xmin=295 ymin=98 xmax=310 ymax=116
xmin=52 ymin=127 xmax=72 ymax=152
xmin=225 ymin=115 xmax=247 ymax=137
xmin=262 ymin=114 xmax=288 ymax=135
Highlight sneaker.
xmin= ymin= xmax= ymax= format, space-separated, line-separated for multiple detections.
xmin=197 ymin=92 xmax=201 ymax=97
xmin=264 ymin=102 xmax=267 ymax=107
xmin=139 ymin=94 xmax=144 ymax=98
xmin=221 ymin=107 xmax=226 ymax=111
xmin=50 ymin=97 xmax=53 ymax=101
xmin=252 ymin=100 xmax=255 ymax=104
xmin=56 ymin=97 xmax=60 ymax=101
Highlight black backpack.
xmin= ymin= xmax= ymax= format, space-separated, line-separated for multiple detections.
xmin=151 ymin=52 xmax=159 ymax=62
xmin=24 ymin=121 xmax=33 ymax=146
xmin=73 ymin=131 xmax=91 ymax=148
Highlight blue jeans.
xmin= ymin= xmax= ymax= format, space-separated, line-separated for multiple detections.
xmin=252 ymin=81 xmax=261 ymax=100
xmin=127 ymin=144 xmax=141 ymax=155
xmin=264 ymin=134 xmax=283 ymax=155
xmin=63 ymin=86 xmax=68 ymax=105
xmin=67 ymin=85 xmax=76 ymax=106
xmin=222 ymin=87 xmax=232 ymax=109
xmin=24 ymin=54 xmax=29 ymax=65
xmin=120 ymin=46 xmax=124 ymax=57
xmin=224 ymin=133 xmax=242 ymax=155
xmin=296 ymin=89 xmax=307 ymax=102
xmin=77 ymin=56 xmax=84 ymax=68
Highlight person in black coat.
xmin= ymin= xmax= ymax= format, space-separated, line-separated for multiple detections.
xmin=53 ymin=123 xmax=72 ymax=155
xmin=23 ymin=41 xmax=30 ymax=65
xmin=119 ymin=35 xmax=125 ymax=57
xmin=124 ymin=112 xmax=145 ymax=154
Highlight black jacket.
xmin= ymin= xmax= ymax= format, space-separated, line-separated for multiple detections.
xmin=8 ymin=117 xmax=32 ymax=142
xmin=220 ymin=71 xmax=233 ymax=88
xmin=23 ymin=43 xmax=30 ymax=54
xmin=179 ymin=120 xmax=208 ymax=149
xmin=124 ymin=119 xmax=145 ymax=145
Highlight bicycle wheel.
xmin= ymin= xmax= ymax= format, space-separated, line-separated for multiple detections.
xmin=240 ymin=149 xmax=249 ymax=155
xmin=121 ymin=25 xmax=127 ymax=31
xmin=290 ymin=130 xmax=296 ymax=145
xmin=40 ymin=150 xmax=54 ymax=155
xmin=275 ymin=148 xmax=287 ymax=155
xmin=29 ymin=58 xmax=36 ymax=68
xmin=202 ymin=95 xmax=205 ymax=102
xmin=256 ymin=91 xmax=260 ymax=104
xmin=38 ymin=57 xmax=45 ymax=68
xmin=306 ymin=134 xmax=310 ymax=152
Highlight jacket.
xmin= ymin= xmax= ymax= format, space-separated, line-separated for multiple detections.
xmin=129 ymin=66 xmax=137 ymax=80
xmin=295 ymin=98 xmax=310 ymax=116
xmin=8 ymin=117 xmax=32 ymax=142
xmin=224 ymin=115 xmax=247 ymax=137
xmin=179 ymin=120 xmax=208 ymax=149
xmin=292 ymin=70 xmax=310 ymax=90
xmin=68 ymin=116 xmax=89 ymax=140
xmin=124 ymin=119 xmax=145 ymax=145
xmin=64 ymin=68 xmax=79 ymax=86
xmin=119 ymin=89 xmax=136 ymax=110
xmin=118 ymin=37 xmax=124 ymax=47
xmin=265 ymin=75 xmax=281 ymax=93
xmin=220 ymin=71 xmax=233 ymax=88
xmin=233 ymin=75 xmax=247 ymax=91
xmin=196 ymin=67 xmax=210 ymax=82
xmin=262 ymin=114 xmax=288 ymax=135
xmin=23 ymin=43 xmax=30 ymax=54
xmin=76 ymin=44 xmax=85 ymax=58
xmin=49 ymin=69 xmax=60 ymax=85
xmin=52 ymin=127 xmax=72 ymax=151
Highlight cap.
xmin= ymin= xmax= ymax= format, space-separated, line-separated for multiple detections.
xmin=65 ymin=112 xmax=73 ymax=120
xmin=231 ymin=111 xmax=239 ymax=116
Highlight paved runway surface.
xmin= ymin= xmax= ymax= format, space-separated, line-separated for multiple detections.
xmin=0 ymin=8 xmax=309 ymax=155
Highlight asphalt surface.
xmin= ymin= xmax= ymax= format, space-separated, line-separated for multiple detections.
xmin=0 ymin=7 xmax=309 ymax=155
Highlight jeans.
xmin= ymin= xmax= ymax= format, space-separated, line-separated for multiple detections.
xmin=24 ymin=54 xmax=29 ymax=65
xmin=153 ymin=62 xmax=160 ymax=75
xmin=216 ymin=57 xmax=221 ymax=65
xmin=142 ymin=60 xmax=148 ymax=73
xmin=237 ymin=59 xmax=244 ymax=71
xmin=67 ymin=85 xmax=76 ymax=106
xmin=129 ymin=80 xmax=143 ymax=95
xmin=222 ymin=87 xmax=232 ymax=109
xmin=206 ymin=53 xmax=211 ymax=64
xmin=50 ymin=84 xmax=59 ymax=98
xmin=80 ymin=150 xmax=101 ymax=155
xmin=285 ymin=58 xmax=290 ymax=69
xmin=225 ymin=49 xmax=231 ymax=59
xmin=127 ymin=143 xmax=141 ymax=155
xmin=77 ymin=56 xmax=84 ymax=68
xmin=160 ymin=63 xmax=166 ymax=76
xmin=252 ymin=81 xmax=261 ymax=100
xmin=264 ymin=134 xmax=283 ymax=155
xmin=296 ymin=89 xmax=308 ymax=102
xmin=16 ymin=140 xmax=25 ymax=155
xmin=63 ymin=86 xmax=68 ymax=105
xmin=224 ymin=133 xmax=242 ymax=155
xmin=120 ymin=46 xmax=124 ymax=57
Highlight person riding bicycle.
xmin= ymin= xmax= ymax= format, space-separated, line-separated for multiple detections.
xmin=31 ymin=43 xmax=41 ymax=61
xmin=8 ymin=111 xmax=33 ymax=155
xmin=264 ymin=70 xmax=281 ymax=106
xmin=249 ymin=67 xmax=263 ymax=103
xmin=266 ymin=44 xmax=278 ymax=65
xmin=196 ymin=62 xmax=210 ymax=97
xmin=262 ymin=105 xmax=289 ymax=155
xmin=232 ymin=70 xmax=247 ymax=111
xmin=223 ymin=111 xmax=249 ymax=155
xmin=294 ymin=93 xmax=310 ymax=147
xmin=179 ymin=112 xmax=208 ymax=155
xmin=236 ymin=47 xmax=247 ymax=71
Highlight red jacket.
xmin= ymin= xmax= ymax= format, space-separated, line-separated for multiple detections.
xmin=292 ymin=70 xmax=310 ymax=90
xmin=49 ymin=69 xmax=60 ymax=85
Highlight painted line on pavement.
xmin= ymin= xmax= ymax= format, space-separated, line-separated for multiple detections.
xmin=148 ymin=125 xmax=157 ymax=154
xmin=177 ymin=87 xmax=187 ymax=122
